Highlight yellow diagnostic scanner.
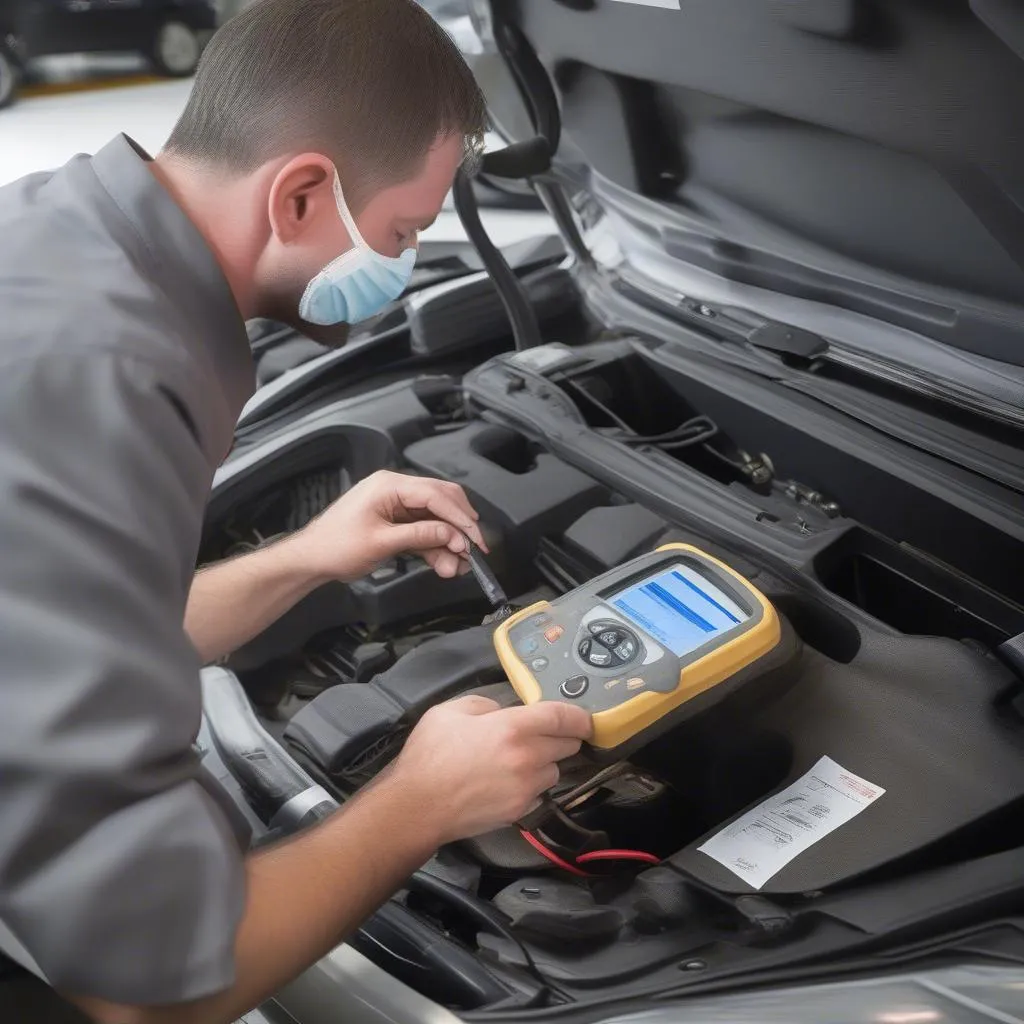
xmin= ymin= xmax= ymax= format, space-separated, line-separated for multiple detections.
xmin=494 ymin=543 xmax=787 ymax=758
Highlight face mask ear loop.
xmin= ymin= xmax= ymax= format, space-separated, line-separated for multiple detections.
xmin=332 ymin=169 xmax=417 ymax=264
xmin=300 ymin=171 xmax=379 ymax=289
xmin=332 ymin=170 xmax=371 ymax=252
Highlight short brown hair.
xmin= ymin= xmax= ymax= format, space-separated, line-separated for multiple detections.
xmin=165 ymin=0 xmax=487 ymax=205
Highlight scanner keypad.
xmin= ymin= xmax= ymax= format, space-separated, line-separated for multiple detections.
xmin=578 ymin=620 xmax=641 ymax=670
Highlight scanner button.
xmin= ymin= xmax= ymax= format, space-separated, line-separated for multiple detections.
xmin=599 ymin=630 xmax=622 ymax=647
xmin=530 ymin=657 xmax=549 ymax=672
xmin=589 ymin=621 xmax=608 ymax=635
xmin=531 ymin=614 xmax=552 ymax=628
xmin=544 ymin=626 xmax=564 ymax=644
xmin=615 ymin=641 xmax=637 ymax=661
xmin=519 ymin=636 xmax=540 ymax=656
xmin=588 ymin=648 xmax=612 ymax=667
xmin=560 ymin=675 xmax=589 ymax=699
xmin=578 ymin=638 xmax=592 ymax=659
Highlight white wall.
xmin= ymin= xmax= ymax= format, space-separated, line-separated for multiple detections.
xmin=0 ymin=81 xmax=551 ymax=246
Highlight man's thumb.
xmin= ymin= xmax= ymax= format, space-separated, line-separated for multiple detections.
xmin=387 ymin=519 xmax=451 ymax=553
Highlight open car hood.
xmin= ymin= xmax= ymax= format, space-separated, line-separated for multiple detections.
xmin=464 ymin=0 xmax=1024 ymax=372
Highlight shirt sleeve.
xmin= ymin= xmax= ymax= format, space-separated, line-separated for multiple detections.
xmin=0 ymin=347 xmax=246 ymax=1004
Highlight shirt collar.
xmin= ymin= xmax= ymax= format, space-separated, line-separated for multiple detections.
xmin=90 ymin=134 xmax=255 ymax=420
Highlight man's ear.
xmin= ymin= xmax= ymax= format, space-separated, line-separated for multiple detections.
xmin=267 ymin=155 xmax=340 ymax=244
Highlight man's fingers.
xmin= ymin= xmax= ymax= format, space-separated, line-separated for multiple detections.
xmin=442 ymin=555 xmax=471 ymax=577
xmin=445 ymin=694 xmax=501 ymax=716
xmin=386 ymin=520 xmax=449 ymax=555
xmin=388 ymin=519 xmax=470 ymax=561
xmin=535 ymin=763 xmax=561 ymax=794
xmin=440 ymin=479 xmax=481 ymax=523
xmin=520 ymin=796 xmax=544 ymax=819
xmin=422 ymin=548 xmax=462 ymax=579
xmin=508 ymin=701 xmax=593 ymax=740
xmin=391 ymin=478 xmax=487 ymax=551
xmin=534 ymin=736 xmax=586 ymax=764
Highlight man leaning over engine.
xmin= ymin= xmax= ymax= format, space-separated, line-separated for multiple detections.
xmin=0 ymin=1 xmax=591 ymax=1020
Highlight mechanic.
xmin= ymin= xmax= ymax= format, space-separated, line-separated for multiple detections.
xmin=0 ymin=0 xmax=592 ymax=1021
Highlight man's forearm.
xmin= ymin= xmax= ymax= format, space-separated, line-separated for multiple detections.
xmin=185 ymin=536 xmax=327 ymax=663
xmin=74 ymin=769 xmax=441 ymax=1024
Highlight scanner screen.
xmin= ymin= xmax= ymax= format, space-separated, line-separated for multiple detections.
xmin=610 ymin=564 xmax=750 ymax=657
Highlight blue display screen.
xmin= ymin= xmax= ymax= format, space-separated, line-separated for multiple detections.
xmin=610 ymin=564 xmax=749 ymax=657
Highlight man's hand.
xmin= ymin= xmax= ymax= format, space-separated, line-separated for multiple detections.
xmin=290 ymin=470 xmax=488 ymax=584
xmin=391 ymin=695 xmax=593 ymax=843
xmin=72 ymin=696 xmax=591 ymax=1024
xmin=185 ymin=472 xmax=487 ymax=664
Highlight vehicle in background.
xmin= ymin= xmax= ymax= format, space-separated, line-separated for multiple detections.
xmin=0 ymin=0 xmax=216 ymax=107
xmin=0 ymin=28 xmax=25 ymax=107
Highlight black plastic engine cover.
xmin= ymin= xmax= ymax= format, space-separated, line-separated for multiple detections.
xmin=290 ymin=577 xmax=1024 ymax=901
xmin=670 ymin=630 xmax=1024 ymax=895
xmin=374 ymin=624 xmax=507 ymax=710
xmin=404 ymin=422 xmax=610 ymax=597
xmin=284 ymin=625 xmax=508 ymax=779
xmin=492 ymin=876 xmax=628 ymax=943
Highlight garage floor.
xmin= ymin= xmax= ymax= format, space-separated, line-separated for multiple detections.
xmin=0 ymin=66 xmax=553 ymax=246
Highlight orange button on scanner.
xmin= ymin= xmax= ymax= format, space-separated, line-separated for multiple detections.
xmin=544 ymin=625 xmax=564 ymax=644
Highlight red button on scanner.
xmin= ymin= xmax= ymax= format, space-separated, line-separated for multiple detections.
xmin=544 ymin=625 xmax=564 ymax=644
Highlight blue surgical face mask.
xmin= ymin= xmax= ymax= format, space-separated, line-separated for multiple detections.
xmin=298 ymin=170 xmax=418 ymax=326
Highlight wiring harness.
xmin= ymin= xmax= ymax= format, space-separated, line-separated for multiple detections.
xmin=518 ymin=763 xmax=662 ymax=877
xmin=562 ymin=377 xmax=718 ymax=452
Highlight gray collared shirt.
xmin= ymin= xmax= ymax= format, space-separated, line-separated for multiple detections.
xmin=0 ymin=135 xmax=257 ymax=1004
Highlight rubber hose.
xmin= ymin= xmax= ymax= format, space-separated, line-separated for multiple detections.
xmin=200 ymin=666 xmax=337 ymax=832
xmin=452 ymin=167 xmax=543 ymax=352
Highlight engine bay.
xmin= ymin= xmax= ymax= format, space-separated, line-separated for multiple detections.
xmin=200 ymin=331 xmax=1024 ymax=1014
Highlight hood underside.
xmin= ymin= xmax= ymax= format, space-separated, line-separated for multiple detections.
xmin=471 ymin=0 xmax=1024 ymax=367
